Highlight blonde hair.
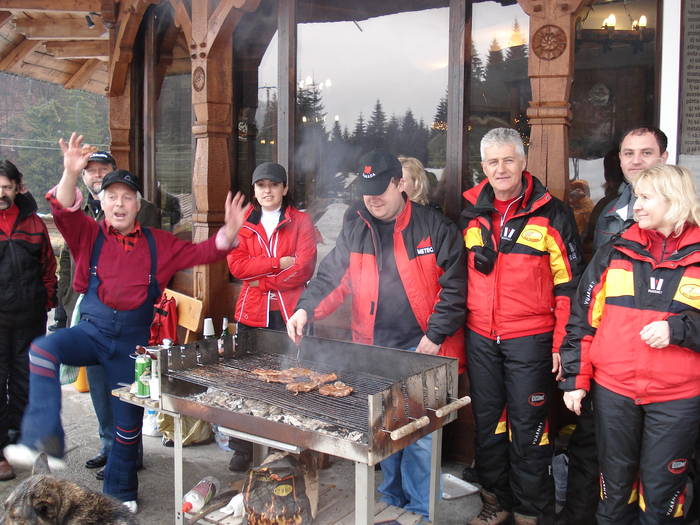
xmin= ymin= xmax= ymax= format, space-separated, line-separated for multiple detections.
xmin=398 ymin=156 xmax=429 ymax=206
xmin=634 ymin=164 xmax=700 ymax=235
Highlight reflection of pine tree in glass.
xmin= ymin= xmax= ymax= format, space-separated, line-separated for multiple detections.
xmin=351 ymin=113 xmax=366 ymax=149
xmin=259 ymin=92 xmax=278 ymax=143
xmin=366 ymin=100 xmax=387 ymax=151
xmin=331 ymin=120 xmax=343 ymax=143
xmin=295 ymin=82 xmax=328 ymax=207
xmin=385 ymin=115 xmax=400 ymax=154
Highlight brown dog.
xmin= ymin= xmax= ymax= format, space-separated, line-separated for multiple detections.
xmin=1 ymin=454 xmax=138 ymax=525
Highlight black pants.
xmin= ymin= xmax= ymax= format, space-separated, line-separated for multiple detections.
xmin=594 ymin=383 xmax=700 ymax=525
xmin=467 ymin=330 xmax=555 ymax=518
xmin=0 ymin=317 xmax=47 ymax=452
xmin=229 ymin=311 xmax=286 ymax=455
xmin=560 ymin=395 xmax=599 ymax=525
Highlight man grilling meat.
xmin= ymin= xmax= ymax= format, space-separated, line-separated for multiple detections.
xmin=287 ymin=150 xmax=466 ymax=519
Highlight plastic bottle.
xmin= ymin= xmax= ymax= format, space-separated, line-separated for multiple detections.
xmin=181 ymin=475 xmax=220 ymax=514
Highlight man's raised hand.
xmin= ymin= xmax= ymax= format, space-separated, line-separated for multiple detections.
xmin=58 ymin=132 xmax=96 ymax=179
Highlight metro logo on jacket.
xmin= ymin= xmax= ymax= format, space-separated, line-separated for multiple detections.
xmin=297 ymin=199 xmax=467 ymax=372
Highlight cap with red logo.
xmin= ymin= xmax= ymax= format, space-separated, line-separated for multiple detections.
xmin=357 ymin=151 xmax=402 ymax=196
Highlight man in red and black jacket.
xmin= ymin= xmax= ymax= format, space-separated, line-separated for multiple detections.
xmin=0 ymin=160 xmax=57 ymax=481
xmin=287 ymin=151 xmax=466 ymax=519
xmin=460 ymin=128 xmax=583 ymax=525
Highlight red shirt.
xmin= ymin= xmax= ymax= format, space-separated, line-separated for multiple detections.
xmin=491 ymin=195 xmax=523 ymax=246
xmin=48 ymin=191 xmax=229 ymax=310
xmin=0 ymin=202 xmax=19 ymax=236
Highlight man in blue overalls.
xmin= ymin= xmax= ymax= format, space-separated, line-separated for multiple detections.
xmin=5 ymin=132 xmax=249 ymax=513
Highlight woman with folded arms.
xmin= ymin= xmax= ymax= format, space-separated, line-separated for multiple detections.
xmin=560 ymin=164 xmax=700 ymax=525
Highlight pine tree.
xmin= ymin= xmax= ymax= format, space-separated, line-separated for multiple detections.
xmin=505 ymin=19 xmax=527 ymax=62
xmin=471 ymin=42 xmax=484 ymax=84
xmin=385 ymin=115 xmax=400 ymax=154
xmin=432 ymin=93 xmax=448 ymax=135
xmin=365 ymin=99 xmax=387 ymax=150
xmin=331 ymin=120 xmax=343 ymax=143
xmin=351 ymin=113 xmax=366 ymax=146
xmin=485 ymin=38 xmax=504 ymax=81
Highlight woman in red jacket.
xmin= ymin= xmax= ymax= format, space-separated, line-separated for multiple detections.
xmin=560 ymin=164 xmax=700 ymax=525
xmin=225 ymin=162 xmax=317 ymax=470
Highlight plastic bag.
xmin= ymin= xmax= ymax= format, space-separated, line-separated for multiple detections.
xmin=157 ymin=413 xmax=212 ymax=446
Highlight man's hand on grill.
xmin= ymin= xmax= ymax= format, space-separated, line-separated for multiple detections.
xmin=287 ymin=309 xmax=308 ymax=344
xmin=415 ymin=335 xmax=440 ymax=355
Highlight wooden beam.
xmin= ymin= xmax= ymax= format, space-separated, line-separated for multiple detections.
xmin=0 ymin=11 xmax=12 ymax=30
xmin=14 ymin=17 xmax=108 ymax=40
xmin=44 ymin=40 xmax=108 ymax=60
xmin=0 ymin=37 xmax=41 ymax=72
xmin=168 ymin=0 xmax=192 ymax=46
xmin=0 ymin=0 xmax=101 ymax=12
xmin=108 ymin=0 xmax=154 ymax=96
xmin=277 ymin=0 xmax=296 ymax=195
xmin=64 ymin=58 xmax=102 ymax=89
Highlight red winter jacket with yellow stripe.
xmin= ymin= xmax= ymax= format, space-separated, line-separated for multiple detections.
xmin=560 ymin=223 xmax=700 ymax=404
xmin=295 ymin=198 xmax=467 ymax=372
xmin=459 ymin=172 xmax=583 ymax=352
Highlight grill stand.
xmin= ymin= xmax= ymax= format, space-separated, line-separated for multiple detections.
xmin=113 ymin=388 xmax=442 ymax=524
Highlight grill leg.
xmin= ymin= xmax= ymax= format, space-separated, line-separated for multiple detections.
xmin=174 ymin=414 xmax=184 ymax=525
xmin=429 ymin=428 xmax=442 ymax=523
xmin=355 ymin=461 xmax=374 ymax=525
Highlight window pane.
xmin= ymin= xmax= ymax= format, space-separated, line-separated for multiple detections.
xmin=234 ymin=0 xmax=278 ymax=197
xmin=568 ymin=0 xmax=658 ymax=240
xmin=468 ymin=2 xmax=531 ymax=188
xmin=296 ymin=5 xmax=449 ymax=261
xmin=155 ymin=16 xmax=191 ymax=236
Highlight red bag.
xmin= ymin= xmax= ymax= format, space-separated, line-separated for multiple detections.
xmin=149 ymin=293 xmax=178 ymax=345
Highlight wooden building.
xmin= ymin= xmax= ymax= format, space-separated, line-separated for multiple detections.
xmin=0 ymin=0 xmax=693 ymax=460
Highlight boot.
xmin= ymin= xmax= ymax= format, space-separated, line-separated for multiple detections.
xmin=468 ymin=490 xmax=512 ymax=525
xmin=513 ymin=513 xmax=538 ymax=525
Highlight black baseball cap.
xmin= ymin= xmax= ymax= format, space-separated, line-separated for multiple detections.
xmin=87 ymin=151 xmax=116 ymax=167
xmin=357 ymin=151 xmax=402 ymax=196
xmin=100 ymin=169 xmax=140 ymax=193
xmin=252 ymin=162 xmax=287 ymax=185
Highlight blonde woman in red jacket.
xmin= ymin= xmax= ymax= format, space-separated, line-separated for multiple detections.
xmin=225 ymin=162 xmax=317 ymax=470
xmin=560 ymin=164 xmax=700 ymax=525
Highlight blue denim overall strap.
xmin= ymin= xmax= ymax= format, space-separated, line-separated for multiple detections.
xmin=80 ymin=227 xmax=160 ymax=338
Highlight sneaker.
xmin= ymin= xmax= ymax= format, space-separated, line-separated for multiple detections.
xmin=3 ymin=444 xmax=66 ymax=471
xmin=161 ymin=436 xmax=174 ymax=447
xmin=47 ymin=322 xmax=66 ymax=332
xmin=468 ymin=490 xmax=512 ymax=525
xmin=122 ymin=500 xmax=138 ymax=514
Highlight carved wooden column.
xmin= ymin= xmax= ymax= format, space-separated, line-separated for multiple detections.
xmin=518 ymin=0 xmax=585 ymax=200
xmin=187 ymin=0 xmax=260 ymax=320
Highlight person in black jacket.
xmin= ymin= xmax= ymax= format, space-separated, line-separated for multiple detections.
xmin=287 ymin=151 xmax=466 ymax=519
xmin=0 ymin=160 xmax=57 ymax=481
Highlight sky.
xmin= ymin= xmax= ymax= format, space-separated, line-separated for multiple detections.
xmin=257 ymin=3 xmax=528 ymax=131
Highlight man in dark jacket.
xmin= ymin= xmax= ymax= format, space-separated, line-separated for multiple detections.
xmin=0 ymin=160 xmax=57 ymax=481
xmin=460 ymin=128 xmax=583 ymax=525
xmin=56 ymin=150 xmax=160 ymax=479
xmin=287 ymin=151 xmax=466 ymax=519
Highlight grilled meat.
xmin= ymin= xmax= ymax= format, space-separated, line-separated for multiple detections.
xmin=318 ymin=381 xmax=353 ymax=398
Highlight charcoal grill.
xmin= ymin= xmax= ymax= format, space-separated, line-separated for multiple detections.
xmin=117 ymin=328 xmax=470 ymax=524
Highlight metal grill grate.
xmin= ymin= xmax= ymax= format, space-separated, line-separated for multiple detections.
xmin=166 ymin=352 xmax=396 ymax=434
